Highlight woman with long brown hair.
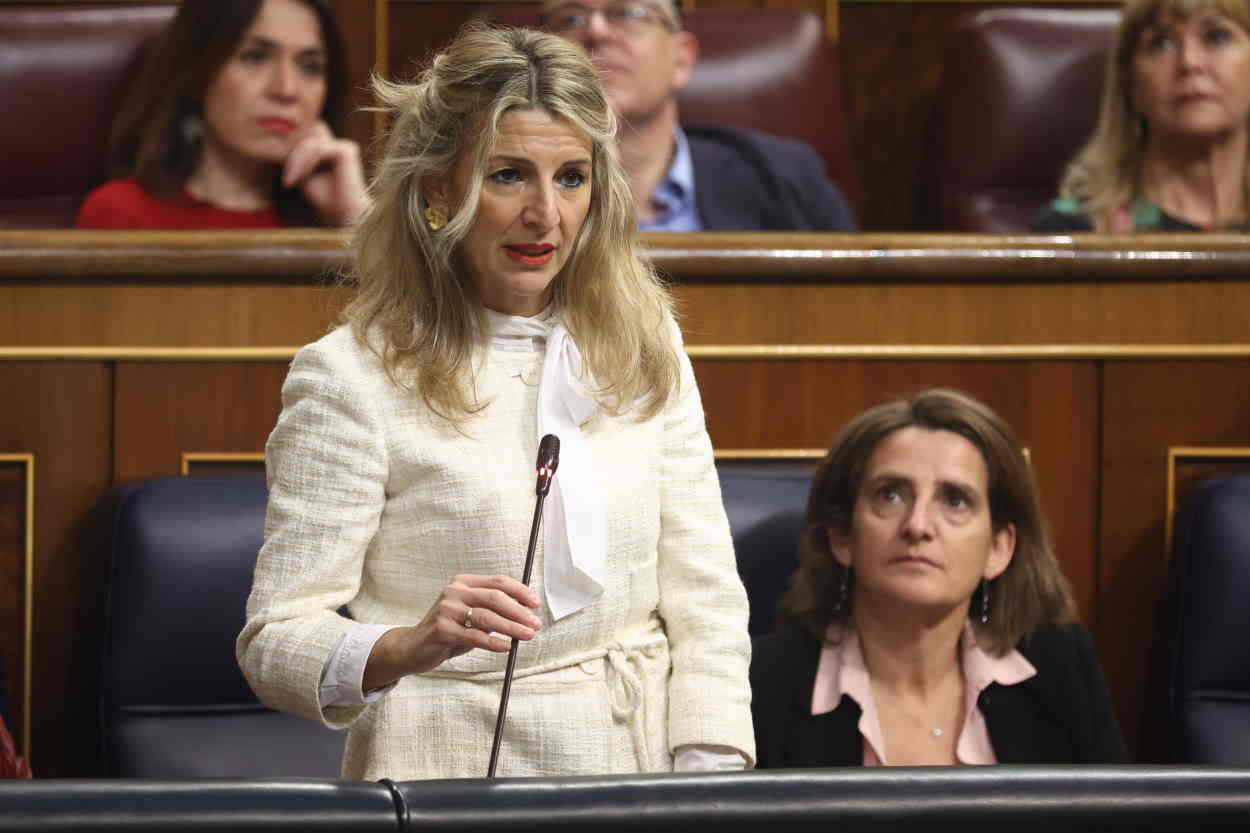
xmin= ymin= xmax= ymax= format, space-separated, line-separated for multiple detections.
xmin=77 ymin=0 xmax=365 ymax=228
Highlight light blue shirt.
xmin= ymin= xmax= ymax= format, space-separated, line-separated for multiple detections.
xmin=638 ymin=127 xmax=703 ymax=232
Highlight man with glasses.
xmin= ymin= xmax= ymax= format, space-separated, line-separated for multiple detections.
xmin=540 ymin=0 xmax=854 ymax=231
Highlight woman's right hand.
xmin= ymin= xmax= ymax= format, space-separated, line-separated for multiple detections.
xmin=282 ymin=120 xmax=369 ymax=227
xmin=362 ymin=575 xmax=543 ymax=691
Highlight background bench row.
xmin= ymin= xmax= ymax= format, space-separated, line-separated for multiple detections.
xmin=2 ymin=0 xmax=1122 ymax=231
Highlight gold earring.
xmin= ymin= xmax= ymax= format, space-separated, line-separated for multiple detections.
xmin=424 ymin=205 xmax=447 ymax=231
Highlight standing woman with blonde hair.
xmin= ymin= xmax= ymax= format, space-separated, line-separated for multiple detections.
xmin=1036 ymin=0 xmax=1250 ymax=231
xmin=238 ymin=24 xmax=754 ymax=780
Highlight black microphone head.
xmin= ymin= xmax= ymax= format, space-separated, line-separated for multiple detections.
xmin=537 ymin=434 xmax=560 ymax=470
xmin=535 ymin=434 xmax=560 ymax=495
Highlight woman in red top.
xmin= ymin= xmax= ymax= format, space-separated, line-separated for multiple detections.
xmin=77 ymin=0 xmax=366 ymax=229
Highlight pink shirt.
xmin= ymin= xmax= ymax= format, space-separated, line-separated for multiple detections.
xmin=811 ymin=624 xmax=1036 ymax=765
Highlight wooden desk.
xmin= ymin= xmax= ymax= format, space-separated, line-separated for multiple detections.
xmin=3 ymin=229 xmax=1249 ymax=774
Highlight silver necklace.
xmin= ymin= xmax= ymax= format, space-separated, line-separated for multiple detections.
xmin=876 ymin=682 xmax=961 ymax=739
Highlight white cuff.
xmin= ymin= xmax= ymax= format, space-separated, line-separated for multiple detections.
xmin=673 ymin=744 xmax=749 ymax=772
xmin=318 ymin=623 xmax=398 ymax=708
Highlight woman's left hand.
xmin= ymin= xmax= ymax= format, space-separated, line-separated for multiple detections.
xmin=282 ymin=120 xmax=369 ymax=227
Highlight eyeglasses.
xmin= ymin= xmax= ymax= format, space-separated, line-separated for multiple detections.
xmin=541 ymin=1 xmax=679 ymax=35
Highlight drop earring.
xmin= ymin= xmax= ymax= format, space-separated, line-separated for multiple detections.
xmin=979 ymin=578 xmax=991 ymax=625
xmin=833 ymin=567 xmax=851 ymax=613
xmin=179 ymin=113 xmax=203 ymax=151
xmin=424 ymin=205 xmax=447 ymax=231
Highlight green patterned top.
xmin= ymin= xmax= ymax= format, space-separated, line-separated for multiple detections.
xmin=1033 ymin=197 xmax=1201 ymax=232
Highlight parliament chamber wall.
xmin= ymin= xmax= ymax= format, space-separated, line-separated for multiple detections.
xmin=1 ymin=0 xmax=1244 ymax=779
xmin=2 ymin=230 xmax=1249 ymax=776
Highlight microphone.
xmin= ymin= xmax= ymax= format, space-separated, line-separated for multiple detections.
xmin=488 ymin=434 xmax=560 ymax=777
xmin=534 ymin=433 xmax=559 ymax=496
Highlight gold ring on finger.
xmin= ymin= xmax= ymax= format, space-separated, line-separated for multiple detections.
xmin=463 ymin=607 xmax=474 ymax=630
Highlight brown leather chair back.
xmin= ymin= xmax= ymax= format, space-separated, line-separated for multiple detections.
xmin=937 ymin=8 xmax=1120 ymax=232
xmin=489 ymin=8 xmax=860 ymax=212
xmin=678 ymin=9 xmax=859 ymax=212
xmin=0 ymin=4 xmax=176 ymax=228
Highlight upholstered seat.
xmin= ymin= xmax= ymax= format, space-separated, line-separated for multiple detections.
xmin=96 ymin=475 xmax=344 ymax=777
xmin=676 ymin=10 xmax=859 ymax=212
xmin=90 ymin=465 xmax=809 ymax=775
xmin=489 ymin=8 xmax=859 ymax=213
xmin=935 ymin=8 xmax=1120 ymax=232
xmin=1153 ymin=475 xmax=1250 ymax=764
xmin=716 ymin=466 xmax=811 ymax=636
xmin=0 ymin=4 xmax=175 ymax=227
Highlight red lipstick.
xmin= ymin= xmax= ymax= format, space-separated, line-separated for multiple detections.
xmin=259 ymin=117 xmax=296 ymax=135
xmin=504 ymin=243 xmax=556 ymax=267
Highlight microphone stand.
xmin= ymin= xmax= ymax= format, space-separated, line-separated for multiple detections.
xmin=487 ymin=435 xmax=559 ymax=777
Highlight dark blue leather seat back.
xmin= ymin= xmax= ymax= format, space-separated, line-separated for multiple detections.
xmin=1158 ymin=475 xmax=1250 ymax=763
xmin=91 ymin=466 xmax=811 ymax=776
xmin=718 ymin=466 xmax=812 ymax=636
xmin=98 ymin=476 xmax=344 ymax=777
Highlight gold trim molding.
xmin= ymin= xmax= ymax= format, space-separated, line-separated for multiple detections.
xmin=188 ymin=449 xmax=824 ymax=468
xmin=1166 ymin=446 xmax=1250 ymax=554
xmin=0 ymin=454 xmax=34 ymax=758
xmin=7 ymin=344 xmax=1250 ymax=362
xmin=180 ymin=452 xmax=266 ymax=476
xmin=687 ymin=345 xmax=1250 ymax=360
xmin=0 ymin=348 xmax=301 ymax=362
xmin=714 ymin=449 xmax=826 ymax=460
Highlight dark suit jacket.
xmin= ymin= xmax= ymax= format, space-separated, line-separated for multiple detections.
xmin=751 ymin=622 xmax=1129 ymax=767
xmin=685 ymin=124 xmax=855 ymax=231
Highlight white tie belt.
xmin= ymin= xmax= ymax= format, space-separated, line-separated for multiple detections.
xmin=425 ymin=622 xmax=669 ymax=770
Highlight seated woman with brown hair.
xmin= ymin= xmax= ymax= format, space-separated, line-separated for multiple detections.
xmin=751 ymin=389 xmax=1127 ymax=766
xmin=1035 ymin=0 xmax=1250 ymax=232
xmin=77 ymin=0 xmax=366 ymax=229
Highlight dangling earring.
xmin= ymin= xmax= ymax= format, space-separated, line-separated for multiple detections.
xmin=424 ymin=205 xmax=447 ymax=231
xmin=179 ymin=113 xmax=204 ymax=151
xmin=833 ymin=567 xmax=851 ymax=614
xmin=979 ymin=578 xmax=991 ymax=625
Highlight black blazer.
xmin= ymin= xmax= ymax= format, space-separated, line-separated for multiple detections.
xmin=686 ymin=124 xmax=855 ymax=232
xmin=750 ymin=622 xmax=1129 ymax=767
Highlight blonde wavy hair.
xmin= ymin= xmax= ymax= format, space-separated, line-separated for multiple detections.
xmin=781 ymin=389 xmax=1077 ymax=656
xmin=343 ymin=23 xmax=679 ymax=421
xmin=1059 ymin=0 xmax=1250 ymax=230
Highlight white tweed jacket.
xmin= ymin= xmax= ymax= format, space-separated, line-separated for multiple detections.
xmin=237 ymin=323 xmax=755 ymax=780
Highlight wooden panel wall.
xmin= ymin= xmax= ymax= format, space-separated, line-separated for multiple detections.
xmin=0 ymin=363 xmax=111 ymax=775
xmin=839 ymin=1 xmax=964 ymax=230
xmin=330 ymin=0 xmax=389 ymax=157
xmin=113 ymin=363 xmax=289 ymax=482
xmin=0 ymin=456 xmax=31 ymax=761
xmin=695 ymin=359 xmax=1102 ymax=619
xmin=5 ymin=230 xmax=1250 ymax=773
xmin=1100 ymin=362 xmax=1250 ymax=752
